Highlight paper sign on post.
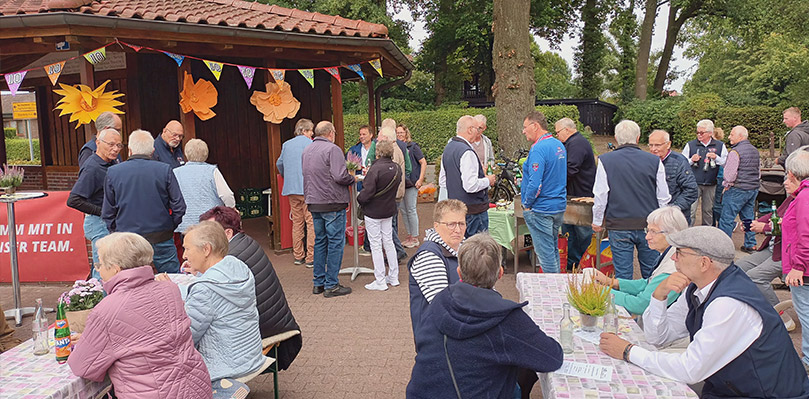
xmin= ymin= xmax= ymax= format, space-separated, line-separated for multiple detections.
xmin=555 ymin=361 xmax=614 ymax=382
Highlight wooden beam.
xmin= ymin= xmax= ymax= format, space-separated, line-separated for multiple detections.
xmin=177 ymin=61 xmax=196 ymax=142
xmin=264 ymin=59 xmax=282 ymax=251
xmin=332 ymin=76 xmax=344 ymax=150
xmin=366 ymin=75 xmax=376 ymax=135
xmin=78 ymin=46 xmax=96 ymax=144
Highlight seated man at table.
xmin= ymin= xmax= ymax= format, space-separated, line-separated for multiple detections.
xmin=407 ymin=233 xmax=564 ymax=399
xmin=599 ymin=226 xmax=809 ymax=398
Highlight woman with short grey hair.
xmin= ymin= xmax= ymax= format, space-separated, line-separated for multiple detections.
xmin=173 ymin=138 xmax=235 ymax=234
xmin=591 ymin=206 xmax=688 ymax=315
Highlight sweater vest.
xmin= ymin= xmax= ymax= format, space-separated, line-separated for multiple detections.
xmin=685 ymin=265 xmax=809 ymax=398
xmin=729 ymin=140 xmax=760 ymax=191
xmin=598 ymin=144 xmax=659 ymax=230
xmin=407 ymin=240 xmax=460 ymax=337
xmin=173 ymin=162 xmax=223 ymax=233
xmin=687 ymin=139 xmax=723 ymax=185
xmin=442 ymin=137 xmax=489 ymax=214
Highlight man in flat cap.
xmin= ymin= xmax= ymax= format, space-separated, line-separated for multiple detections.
xmin=600 ymin=226 xmax=809 ymax=398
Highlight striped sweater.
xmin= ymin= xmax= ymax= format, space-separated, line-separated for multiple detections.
xmin=410 ymin=229 xmax=459 ymax=303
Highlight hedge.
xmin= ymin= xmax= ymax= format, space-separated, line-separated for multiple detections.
xmin=4 ymin=128 xmax=16 ymax=139
xmin=343 ymin=105 xmax=582 ymax=163
xmin=5 ymin=138 xmax=40 ymax=164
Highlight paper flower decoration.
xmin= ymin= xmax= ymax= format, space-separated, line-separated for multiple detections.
xmin=250 ymin=80 xmax=301 ymax=124
xmin=179 ymin=72 xmax=218 ymax=121
xmin=54 ymin=79 xmax=124 ymax=129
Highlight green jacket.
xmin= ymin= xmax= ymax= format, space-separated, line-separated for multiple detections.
xmin=614 ymin=274 xmax=680 ymax=315
xmin=368 ymin=140 xmax=411 ymax=176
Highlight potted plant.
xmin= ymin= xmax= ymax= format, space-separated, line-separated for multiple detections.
xmin=566 ymin=269 xmax=612 ymax=331
xmin=346 ymin=152 xmax=362 ymax=175
xmin=58 ymin=278 xmax=104 ymax=333
xmin=0 ymin=163 xmax=24 ymax=195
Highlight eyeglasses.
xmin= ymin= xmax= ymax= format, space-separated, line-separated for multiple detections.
xmin=648 ymin=142 xmax=669 ymax=148
xmin=644 ymin=228 xmax=667 ymax=235
xmin=696 ymin=130 xmax=711 ymax=135
xmin=675 ymin=248 xmax=701 ymax=258
xmin=164 ymin=130 xmax=184 ymax=139
xmin=100 ymin=139 xmax=124 ymax=149
xmin=437 ymin=221 xmax=466 ymax=231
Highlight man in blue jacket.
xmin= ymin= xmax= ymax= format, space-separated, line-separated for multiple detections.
xmin=277 ymin=119 xmax=315 ymax=267
xmin=648 ymin=130 xmax=698 ymax=225
xmin=407 ymin=233 xmax=563 ymax=399
xmin=152 ymin=120 xmax=186 ymax=169
xmin=521 ymin=111 xmax=567 ymax=273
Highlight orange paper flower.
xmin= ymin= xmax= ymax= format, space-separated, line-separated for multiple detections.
xmin=54 ymin=80 xmax=124 ymax=129
xmin=179 ymin=72 xmax=217 ymax=121
xmin=250 ymin=80 xmax=301 ymax=124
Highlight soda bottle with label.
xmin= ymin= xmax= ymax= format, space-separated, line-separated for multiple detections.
xmin=770 ymin=201 xmax=781 ymax=237
xmin=32 ymin=298 xmax=49 ymax=356
xmin=54 ymin=302 xmax=72 ymax=364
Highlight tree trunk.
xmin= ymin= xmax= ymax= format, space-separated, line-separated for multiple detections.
xmin=634 ymin=0 xmax=657 ymax=99
xmin=653 ymin=0 xmax=703 ymax=93
xmin=434 ymin=58 xmax=447 ymax=106
xmin=492 ymin=0 xmax=535 ymax=156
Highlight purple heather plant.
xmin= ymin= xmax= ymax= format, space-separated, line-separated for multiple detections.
xmin=346 ymin=152 xmax=362 ymax=171
xmin=59 ymin=278 xmax=104 ymax=311
xmin=0 ymin=163 xmax=24 ymax=187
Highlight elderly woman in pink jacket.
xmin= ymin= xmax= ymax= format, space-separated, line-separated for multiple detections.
xmin=67 ymin=232 xmax=212 ymax=399
xmin=782 ymin=147 xmax=809 ymax=369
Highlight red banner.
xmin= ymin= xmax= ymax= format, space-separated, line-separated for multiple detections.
xmin=0 ymin=191 xmax=90 ymax=283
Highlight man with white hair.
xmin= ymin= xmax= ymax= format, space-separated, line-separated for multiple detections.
xmin=277 ymin=118 xmax=315 ymax=266
xmin=472 ymin=114 xmax=495 ymax=169
xmin=717 ymin=126 xmax=760 ymax=252
xmin=592 ymin=120 xmax=670 ymax=279
xmin=600 ymin=226 xmax=809 ymax=398
xmin=648 ymin=129 xmax=698 ymax=224
xmin=439 ymin=115 xmax=497 ymax=236
xmin=153 ymin=120 xmax=186 ymax=169
xmin=682 ymin=119 xmax=728 ymax=226
xmin=102 ymin=129 xmax=186 ymax=273
xmin=777 ymin=107 xmax=809 ymax=166
xmin=77 ymin=111 xmax=123 ymax=167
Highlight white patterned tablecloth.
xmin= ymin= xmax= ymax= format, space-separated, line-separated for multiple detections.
xmin=516 ymin=273 xmax=698 ymax=399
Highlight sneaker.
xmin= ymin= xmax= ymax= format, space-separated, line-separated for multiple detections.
xmin=323 ymin=284 xmax=352 ymax=298
xmin=403 ymin=237 xmax=419 ymax=248
xmin=305 ymin=261 xmax=314 ymax=268
xmin=365 ymin=280 xmax=388 ymax=291
xmin=293 ymin=258 xmax=304 ymax=265
xmin=740 ymin=246 xmax=756 ymax=254
xmin=387 ymin=276 xmax=400 ymax=287
xmin=312 ymin=285 xmax=324 ymax=295
xmin=781 ymin=311 xmax=797 ymax=332
xmin=358 ymin=248 xmax=372 ymax=257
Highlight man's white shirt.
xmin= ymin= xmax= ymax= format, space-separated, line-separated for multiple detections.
xmin=591 ymin=160 xmax=671 ymax=227
xmin=682 ymin=140 xmax=729 ymax=167
xmin=438 ymin=136 xmax=490 ymax=195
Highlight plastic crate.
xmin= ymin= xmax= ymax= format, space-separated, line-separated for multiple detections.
xmin=235 ymin=204 xmax=248 ymax=218
xmin=237 ymin=188 xmax=263 ymax=204
xmin=244 ymin=203 xmax=267 ymax=219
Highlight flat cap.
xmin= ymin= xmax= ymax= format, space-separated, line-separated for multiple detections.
xmin=666 ymin=226 xmax=735 ymax=264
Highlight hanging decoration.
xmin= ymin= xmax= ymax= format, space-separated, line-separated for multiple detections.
xmin=83 ymin=47 xmax=107 ymax=65
xmin=250 ymin=80 xmax=301 ymax=124
xmin=44 ymin=61 xmax=66 ymax=86
xmin=325 ymin=67 xmax=341 ymax=84
xmin=346 ymin=64 xmax=365 ymax=81
xmin=179 ymin=72 xmax=218 ymax=121
xmin=237 ymin=65 xmax=256 ymax=89
xmin=270 ymin=69 xmax=285 ymax=83
xmin=123 ymin=43 xmax=143 ymax=52
xmin=54 ymin=80 xmax=125 ymax=129
xmin=163 ymin=51 xmax=185 ymax=67
xmin=369 ymin=59 xmax=383 ymax=77
xmin=4 ymin=71 xmax=27 ymax=96
xmin=203 ymin=60 xmax=224 ymax=81
xmin=298 ymin=69 xmax=315 ymax=88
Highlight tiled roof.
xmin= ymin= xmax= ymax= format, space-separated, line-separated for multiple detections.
xmin=0 ymin=0 xmax=389 ymax=38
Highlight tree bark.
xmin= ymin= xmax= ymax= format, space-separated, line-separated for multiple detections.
xmin=634 ymin=0 xmax=657 ymax=99
xmin=653 ymin=0 xmax=703 ymax=93
xmin=493 ymin=0 xmax=535 ymax=156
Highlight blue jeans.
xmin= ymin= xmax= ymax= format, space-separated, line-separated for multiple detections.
xmin=152 ymin=238 xmax=180 ymax=273
xmin=312 ymin=210 xmax=346 ymax=289
xmin=392 ymin=206 xmax=407 ymax=259
xmin=524 ymin=211 xmax=564 ymax=273
xmin=398 ymin=187 xmax=420 ymax=237
xmin=465 ymin=211 xmax=489 ymax=238
xmin=84 ymin=214 xmax=110 ymax=280
xmin=609 ymin=229 xmax=659 ymax=279
xmin=791 ymin=284 xmax=809 ymax=366
xmin=562 ymin=224 xmax=593 ymax=271
xmin=718 ymin=187 xmax=758 ymax=248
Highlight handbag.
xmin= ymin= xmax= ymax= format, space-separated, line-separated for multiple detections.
xmin=357 ymin=165 xmax=400 ymax=219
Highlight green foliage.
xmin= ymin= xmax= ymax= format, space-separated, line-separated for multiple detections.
xmin=673 ymin=93 xmax=724 ymax=147
xmin=5 ymin=138 xmax=40 ymax=164
xmin=606 ymin=0 xmax=638 ymax=103
xmin=531 ymin=43 xmax=577 ymax=99
xmin=575 ymin=0 xmax=610 ymax=98
xmin=715 ymin=106 xmax=784 ymax=148
xmin=4 ymin=128 xmax=16 ymax=139
xmin=343 ymin=105 xmax=581 ymax=162
xmin=620 ymin=97 xmax=684 ymax=142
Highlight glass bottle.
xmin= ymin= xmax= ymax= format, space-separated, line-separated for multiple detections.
xmin=32 ymin=298 xmax=49 ymax=356
xmin=603 ymin=293 xmax=619 ymax=334
xmin=560 ymin=303 xmax=575 ymax=354
xmin=54 ymin=302 xmax=72 ymax=364
xmin=771 ymin=200 xmax=781 ymax=237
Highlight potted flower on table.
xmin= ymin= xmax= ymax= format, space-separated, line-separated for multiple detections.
xmin=346 ymin=152 xmax=362 ymax=176
xmin=566 ymin=269 xmax=612 ymax=332
xmin=0 ymin=164 xmax=25 ymax=195
xmin=58 ymin=278 xmax=104 ymax=333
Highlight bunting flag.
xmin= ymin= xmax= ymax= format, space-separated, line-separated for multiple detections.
xmin=298 ymin=69 xmax=315 ymax=88
xmin=204 ymin=60 xmax=224 ymax=80
xmin=83 ymin=47 xmax=107 ymax=64
xmin=369 ymin=59 xmax=383 ymax=77
xmin=44 ymin=61 xmax=66 ymax=86
xmin=237 ymin=65 xmax=256 ymax=89
xmin=346 ymin=64 xmax=364 ymax=81
xmin=123 ymin=42 xmax=143 ymax=52
xmin=163 ymin=51 xmax=185 ymax=67
xmin=270 ymin=69 xmax=285 ymax=83
xmin=4 ymin=71 xmax=26 ymax=96
xmin=325 ymin=67 xmax=341 ymax=83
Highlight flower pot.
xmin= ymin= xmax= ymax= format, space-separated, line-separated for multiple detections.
xmin=0 ymin=186 xmax=16 ymax=195
xmin=580 ymin=314 xmax=599 ymax=332
xmin=66 ymin=309 xmax=93 ymax=333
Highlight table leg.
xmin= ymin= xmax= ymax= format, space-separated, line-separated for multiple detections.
xmin=339 ymin=182 xmax=373 ymax=281
xmin=5 ymin=201 xmax=24 ymax=326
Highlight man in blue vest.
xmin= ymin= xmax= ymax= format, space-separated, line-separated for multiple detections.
xmin=592 ymin=120 xmax=671 ymax=279
xmin=682 ymin=119 xmax=728 ymax=226
xmin=600 ymin=226 xmax=809 ymax=398
xmin=439 ymin=116 xmax=496 ymax=237
xmin=717 ymin=126 xmax=760 ymax=252
xmin=152 ymin=120 xmax=186 ymax=169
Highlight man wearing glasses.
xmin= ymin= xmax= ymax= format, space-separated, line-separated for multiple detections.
xmin=77 ymin=111 xmax=123 ymax=167
xmin=153 ymin=120 xmax=186 ymax=169
xmin=600 ymin=226 xmax=809 ymax=398
xmin=648 ymin=130 xmax=698 ymax=224
xmin=68 ymin=128 xmax=124 ymax=280
xmin=682 ymin=119 xmax=727 ymax=226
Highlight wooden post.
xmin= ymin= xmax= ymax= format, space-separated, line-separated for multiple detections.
xmin=177 ymin=62 xmax=196 ymax=142
xmin=366 ymin=75 xmax=376 ymax=135
xmin=265 ymin=60 xmax=282 ymax=251
xmin=769 ymin=131 xmax=775 ymax=160
xmin=124 ymin=52 xmax=143 ymax=160
xmin=78 ymin=48 xmax=96 ymax=144
xmin=332 ymin=76 xmax=345 ymax=150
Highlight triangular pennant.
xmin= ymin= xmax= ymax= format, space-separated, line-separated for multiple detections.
xmin=44 ymin=61 xmax=66 ymax=86
xmin=346 ymin=64 xmax=365 ymax=81
xmin=298 ymin=69 xmax=315 ymax=88
xmin=369 ymin=59 xmax=383 ymax=77
xmin=203 ymin=60 xmax=223 ymax=80
xmin=237 ymin=65 xmax=256 ymax=89
xmin=163 ymin=51 xmax=185 ymax=67
xmin=83 ymin=47 xmax=107 ymax=64
xmin=4 ymin=71 xmax=27 ymax=96
xmin=124 ymin=43 xmax=143 ymax=52
xmin=270 ymin=69 xmax=285 ymax=83
xmin=325 ymin=67 xmax=341 ymax=84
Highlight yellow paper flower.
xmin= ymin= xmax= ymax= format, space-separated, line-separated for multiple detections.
xmin=250 ymin=80 xmax=301 ymax=124
xmin=179 ymin=72 xmax=218 ymax=121
xmin=54 ymin=80 xmax=124 ymax=129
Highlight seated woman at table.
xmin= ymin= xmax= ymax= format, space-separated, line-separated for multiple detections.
xmin=67 ymin=232 xmax=212 ymax=399
xmin=590 ymin=206 xmax=687 ymax=315
xmin=174 ymin=221 xmax=265 ymax=381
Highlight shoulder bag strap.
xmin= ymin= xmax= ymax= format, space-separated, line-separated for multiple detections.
xmin=371 ymin=164 xmax=401 ymax=199
xmin=444 ymin=334 xmax=462 ymax=399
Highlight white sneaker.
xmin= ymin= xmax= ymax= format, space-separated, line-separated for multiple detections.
xmin=387 ymin=276 xmax=400 ymax=287
xmin=782 ymin=312 xmax=797 ymax=332
xmin=365 ymin=280 xmax=388 ymax=291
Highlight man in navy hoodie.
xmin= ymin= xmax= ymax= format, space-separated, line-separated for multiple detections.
xmin=407 ymin=233 xmax=564 ymax=399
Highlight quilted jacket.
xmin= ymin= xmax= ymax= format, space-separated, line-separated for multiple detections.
xmin=68 ymin=265 xmax=212 ymax=399
xmin=181 ymin=255 xmax=265 ymax=381
xmin=229 ymin=232 xmax=302 ymax=370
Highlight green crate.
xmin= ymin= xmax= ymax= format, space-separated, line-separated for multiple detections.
xmin=245 ymin=203 xmax=267 ymax=218
xmin=237 ymin=188 xmax=263 ymax=204
xmin=235 ymin=204 xmax=248 ymax=219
